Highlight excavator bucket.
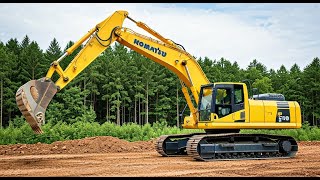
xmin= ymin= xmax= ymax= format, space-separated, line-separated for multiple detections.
xmin=15 ymin=77 xmax=57 ymax=134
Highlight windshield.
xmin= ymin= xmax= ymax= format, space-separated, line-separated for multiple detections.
xmin=200 ymin=88 xmax=213 ymax=111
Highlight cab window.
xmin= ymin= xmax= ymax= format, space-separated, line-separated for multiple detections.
xmin=216 ymin=89 xmax=231 ymax=105
xmin=234 ymin=85 xmax=244 ymax=104
xmin=215 ymin=88 xmax=232 ymax=117
xmin=200 ymin=88 xmax=212 ymax=111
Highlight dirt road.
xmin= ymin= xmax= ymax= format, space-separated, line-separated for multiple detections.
xmin=0 ymin=136 xmax=319 ymax=177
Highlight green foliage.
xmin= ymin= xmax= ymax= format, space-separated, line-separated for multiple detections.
xmin=3 ymin=119 xmax=320 ymax=145
xmin=252 ymin=77 xmax=274 ymax=94
xmin=46 ymin=86 xmax=92 ymax=124
xmin=248 ymin=59 xmax=268 ymax=76
xmin=45 ymin=38 xmax=63 ymax=82
xmin=0 ymin=121 xmax=203 ymax=145
xmin=19 ymin=41 xmax=46 ymax=80
xmin=301 ymin=58 xmax=320 ymax=124
xmin=11 ymin=115 xmax=25 ymax=128
xmin=245 ymin=67 xmax=263 ymax=85
xmin=0 ymin=44 xmax=19 ymax=124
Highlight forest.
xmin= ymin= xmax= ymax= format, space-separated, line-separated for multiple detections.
xmin=1 ymin=35 xmax=320 ymax=130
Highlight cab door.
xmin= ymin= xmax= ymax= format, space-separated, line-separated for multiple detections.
xmin=233 ymin=84 xmax=245 ymax=112
xmin=212 ymin=84 xmax=245 ymax=119
xmin=232 ymin=84 xmax=245 ymax=122
xmin=213 ymin=84 xmax=234 ymax=118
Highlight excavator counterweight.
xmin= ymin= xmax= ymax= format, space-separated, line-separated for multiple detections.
xmin=16 ymin=78 xmax=57 ymax=134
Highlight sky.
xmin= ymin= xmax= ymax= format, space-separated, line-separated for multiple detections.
xmin=0 ymin=3 xmax=319 ymax=70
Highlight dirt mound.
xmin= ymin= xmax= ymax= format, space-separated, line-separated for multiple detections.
xmin=0 ymin=136 xmax=156 ymax=156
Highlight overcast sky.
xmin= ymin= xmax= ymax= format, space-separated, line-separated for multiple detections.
xmin=0 ymin=3 xmax=319 ymax=70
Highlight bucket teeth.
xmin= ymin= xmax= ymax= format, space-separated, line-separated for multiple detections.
xmin=16 ymin=78 xmax=57 ymax=134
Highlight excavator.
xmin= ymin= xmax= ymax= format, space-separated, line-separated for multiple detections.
xmin=16 ymin=10 xmax=301 ymax=161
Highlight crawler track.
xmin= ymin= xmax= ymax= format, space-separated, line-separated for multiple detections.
xmin=186 ymin=133 xmax=298 ymax=161
xmin=156 ymin=132 xmax=298 ymax=161
xmin=155 ymin=133 xmax=204 ymax=156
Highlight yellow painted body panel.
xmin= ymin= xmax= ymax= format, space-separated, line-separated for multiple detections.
xmin=196 ymin=122 xmax=300 ymax=129
xmin=233 ymin=110 xmax=246 ymax=122
xmin=116 ymin=28 xmax=210 ymax=92
xmin=183 ymin=97 xmax=301 ymax=130
xmin=248 ymin=100 xmax=265 ymax=123
xmin=248 ymin=100 xmax=300 ymax=126
xmin=263 ymin=100 xmax=278 ymax=123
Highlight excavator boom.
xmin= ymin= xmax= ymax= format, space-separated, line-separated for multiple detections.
xmin=15 ymin=10 xmax=209 ymax=134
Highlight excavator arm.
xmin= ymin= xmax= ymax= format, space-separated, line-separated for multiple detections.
xmin=16 ymin=10 xmax=209 ymax=134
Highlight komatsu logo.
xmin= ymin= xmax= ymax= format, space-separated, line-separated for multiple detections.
xmin=133 ymin=39 xmax=167 ymax=57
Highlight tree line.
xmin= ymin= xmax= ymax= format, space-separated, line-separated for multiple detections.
xmin=0 ymin=35 xmax=319 ymax=128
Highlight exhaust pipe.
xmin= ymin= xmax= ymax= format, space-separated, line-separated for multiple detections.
xmin=16 ymin=77 xmax=57 ymax=134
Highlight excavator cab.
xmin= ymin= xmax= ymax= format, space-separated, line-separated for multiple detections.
xmin=198 ymin=83 xmax=245 ymax=121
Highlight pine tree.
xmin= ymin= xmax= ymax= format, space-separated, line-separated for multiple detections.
xmin=302 ymin=57 xmax=320 ymax=125
xmin=6 ymin=38 xmax=21 ymax=55
xmin=21 ymin=35 xmax=30 ymax=49
xmin=46 ymin=86 xmax=91 ymax=124
xmin=45 ymin=38 xmax=62 ymax=63
xmin=248 ymin=59 xmax=268 ymax=76
xmin=0 ymin=44 xmax=19 ymax=126
xmin=19 ymin=41 xmax=46 ymax=82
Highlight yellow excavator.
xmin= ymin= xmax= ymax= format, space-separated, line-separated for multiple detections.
xmin=16 ymin=10 xmax=301 ymax=161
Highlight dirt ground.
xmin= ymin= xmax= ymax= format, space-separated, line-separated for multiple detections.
xmin=0 ymin=136 xmax=319 ymax=177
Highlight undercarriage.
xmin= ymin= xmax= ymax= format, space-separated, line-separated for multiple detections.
xmin=155 ymin=132 xmax=298 ymax=161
